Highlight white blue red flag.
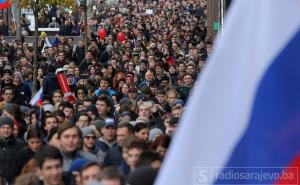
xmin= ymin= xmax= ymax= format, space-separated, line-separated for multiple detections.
xmin=30 ymin=88 xmax=43 ymax=106
xmin=155 ymin=0 xmax=300 ymax=185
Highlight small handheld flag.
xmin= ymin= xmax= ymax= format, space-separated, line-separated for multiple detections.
xmin=0 ymin=0 xmax=11 ymax=9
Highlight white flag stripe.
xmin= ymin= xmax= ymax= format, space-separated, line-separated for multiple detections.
xmin=155 ymin=0 xmax=300 ymax=185
xmin=30 ymin=88 xmax=43 ymax=106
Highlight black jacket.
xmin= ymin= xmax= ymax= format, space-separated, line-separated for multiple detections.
xmin=103 ymin=145 xmax=123 ymax=167
xmin=0 ymin=136 xmax=24 ymax=183
xmin=42 ymin=73 xmax=60 ymax=100
xmin=12 ymin=147 xmax=35 ymax=179
xmin=12 ymin=82 xmax=32 ymax=106
xmin=73 ymin=46 xmax=85 ymax=65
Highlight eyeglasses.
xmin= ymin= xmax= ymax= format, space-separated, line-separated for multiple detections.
xmin=85 ymin=136 xmax=96 ymax=140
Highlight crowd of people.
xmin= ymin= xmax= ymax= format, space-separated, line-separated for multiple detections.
xmin=0 ymin=0 xmax=213 ymax=185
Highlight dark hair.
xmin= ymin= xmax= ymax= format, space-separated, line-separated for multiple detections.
xmin=45 ymin=114 xmax=58 ymax=123
xmin=127 ymin=138 xmax=148 ymax=151
xmin=80 ymin=162 xmax=102 ymax=175
xmin=2 ymin=86 xmax=13 ymax=94
xmin=96 ymin=97 xmax=111 ymax=108
xmin=83 ymin=97 xmax=94 ymax=103
xmin=53 ymin=110 xmax=65 ymax=119
xmin=62 ymin=102 xmax=74 ymax=112
xmin=134 ymin=122 xmax=149 ymax=133
xmin=117 ymin=122 xmax=134 ymax=135
xmin=26 ymin=127 xmax=43 ymax=141
xmin=136 ymin=150 xmax=162 ymax=168
xmin=76 ymin=85 xmax=88 ymax=97
xmin=52 ymin=90 xmax=63 ymax=98
xmin=150 ymin=135 xmax=171 ymax=150
xmin=57 ymin=122 xmax=82 ymax=139
xmin=47 ymin=64 xmax=56 ymax=73
xmin=34 ymin=145 xmax=63 ymax=168
xmin=98 ymin=167 xmax=125 ymax=185
xmin=76 ymin=112 xmax=91 ymax=122
xmin=47 ymin=127 xmax=59 ymax=142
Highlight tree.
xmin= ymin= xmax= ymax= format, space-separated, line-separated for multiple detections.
xmin=17 ymin=0 xmax=76 ymax=94
xmin=79 ymin=0 xmax=95 ymax=52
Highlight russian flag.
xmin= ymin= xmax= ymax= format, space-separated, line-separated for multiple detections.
xmin=155 ymin=0 xmax=300 ymax=185
xmin=0 ymin=0 xmax=11 ymax=9
xmin=30 ymin=88 xmax=43 ymax=106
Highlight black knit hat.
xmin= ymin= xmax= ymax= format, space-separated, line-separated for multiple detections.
xmin=0 ymin=116 xmax=14 ymax=128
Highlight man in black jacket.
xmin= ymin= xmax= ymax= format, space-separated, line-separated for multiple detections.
xmin=12 ymin=71 xmax=31 ymax=106
xmin=0 ymin=116 xmax=24 ymax=184
xmin=43 ymin=65 xmax=60 ymax=100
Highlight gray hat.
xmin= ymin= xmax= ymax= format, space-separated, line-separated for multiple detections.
xmin=149 ymin=128 xmax=163 ymax=142
xmin=81 ymin=126 xmax=95 ymax=137
xmin=0 ymin=116 xmax=14 ymax=128
xmin=12 ymin=71 xmax=23 ymax=81
xmin=119 ymin=97 xmax=132 ymax=106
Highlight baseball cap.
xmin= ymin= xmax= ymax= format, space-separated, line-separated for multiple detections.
xmin=104 ymin=118 xmax=116 ymax=128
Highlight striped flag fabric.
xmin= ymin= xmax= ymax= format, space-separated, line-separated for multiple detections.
xmin=155 ymin=0 xmax=300 ymax=185
xmin=30 ymin=88 xmax=43 ymax=106
xmin=0 ymin=0 xmax=11 ymax=9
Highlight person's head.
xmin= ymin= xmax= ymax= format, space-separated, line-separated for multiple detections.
xmin=121 ymin=83 xmax=129 ymax=94
xmin=145 ymin=70 xmax=154 ymax=81
xmin=53 ymin=110 xmax=65 ymax=125
xmin=186 ymin=63 xmax=195 ymax=75
xmin=2 ymin=103 xmax=24 ymax=124
xmin=3 ymin=69 xmax=12 ymax=81
xmin=178 ymin=62 xmax=186 ymax=73
xmin=155 ymin=89 xmax=166 ymax=104
xmin=126 ymin=138 xmax=148 ymax=170
xmin=134 ymin=122 xmax=149 ymax=141
xmin=35 ymin=146 xmax=63 ymax=185
xmin=44 ymin=115 xmax=59 ymax=134
xmin=2 ymin=86 xmax=14 ymax=102
xmin=12 ymin=71 xmax=22 ymax=85
xmin=76 ymin=113 xmax=91 ymax=128
xmin=116 ymin=122 xmax=134 ymax=145
xmin=99 ymin=77 xmax=110 ymax=90
xmin=26 ymin=127 xmax=43 ymax=152
xmin=80 ymin=162 xmax=102 ymax=185
xmin=101 ymin=118 xmax=116 ymax=142
xmin=138 ymin=103 xmax=152 ymax=118
xmin=81 ymin=126 xmax=96 ymax=151
xmin=0 ymin=116 xmax=14 ymax=139
xmin=98 ymin=167 xmax=125 ymax=185
xmin=52 ymin=90 xmax=63 ymax=105
xmin=166 ymin=89 xmax=178 ymax=105
xmin=85 ymin=51 xmax=93 ymax=60
xmin=62 ymin=102 xmax=74 ymax=120
xmin=127 ymin=166 xmax=157 ymax=185
xmin=96 ymin=97 xmax=111 ymax=117
xmin=136 ymin=150 xmax=162 ymax=169
xmin=57 ymin=122 xmax=82 ymax=153
xmin=48 ymin=127 xmax=60 ymax=149
xmin=58 ymin=52 xmax=64 ymax=61
xmin=150 ymin=135 xmax=171 ymax=158
xmin=183 ymin=73 xmax=194 ymax=86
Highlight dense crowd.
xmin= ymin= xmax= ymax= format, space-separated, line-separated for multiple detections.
xmin=0 ymin=0 xmax=213 ymax=185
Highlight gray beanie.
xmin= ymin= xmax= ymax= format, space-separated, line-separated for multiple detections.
xmin=81 ymin=126 xmax=95 ymax=137
xmin=12 ymin=71 xmax=23 ymax=81
xmin=0 ymin=116 xmax=14 ymax=128
xmin=149 ymin=128 xmax=163 ymax=142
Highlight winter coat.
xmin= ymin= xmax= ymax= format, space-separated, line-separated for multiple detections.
xmin=0 ymin=136 xmax=24 ymax=183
